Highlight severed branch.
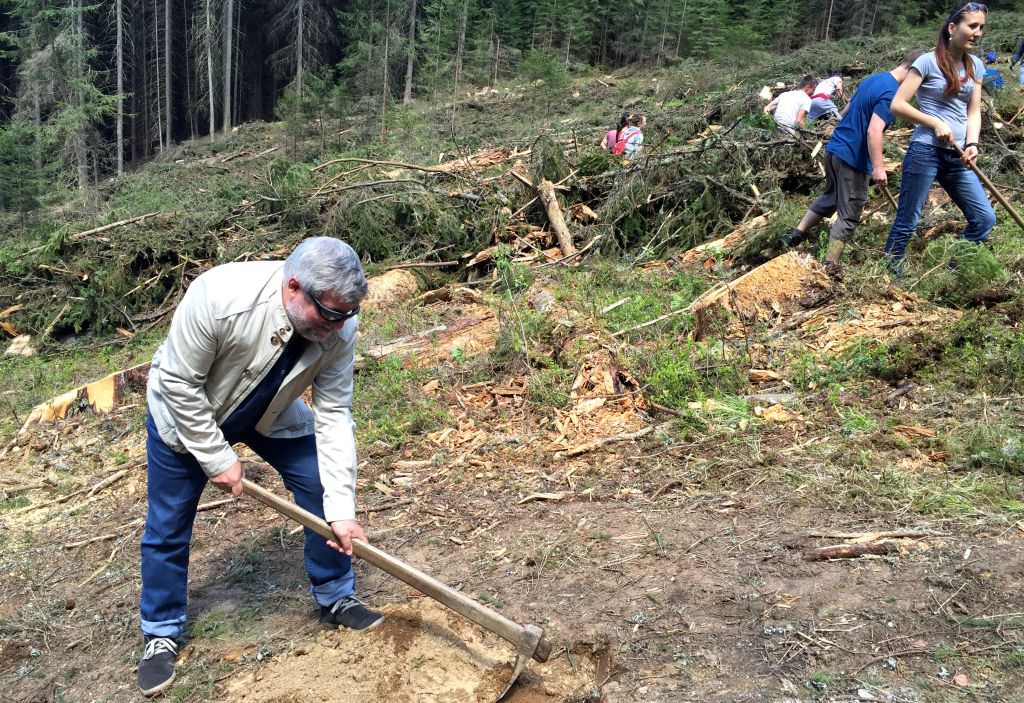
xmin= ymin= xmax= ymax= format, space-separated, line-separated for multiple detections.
xmin=69 ymin=212 xmax=165 ymax=242
xmin=384 ymin=260 xmax=460 ymax=271
xmin=612 ymin=283 xmax=728 ymax=337
xmin=806 ymin=529 xmax=948 ymax=541
xmin=64 ymin=497 xmax=238 ymax=549
xmin=311 ymin=157 xmax=460 ymax=175
xmin=310 ymin=179 xmax=425 ymax=198
xmin=802 ymin=542 xmax=899 ymax=561
xmin=10 ymin=460 xmax=144 ymax=515
xmin=563 ymin=422 xmax=673 ymax=458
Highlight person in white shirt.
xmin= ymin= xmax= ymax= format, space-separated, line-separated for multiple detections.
xmin=765 ymin=75 xmax=817 ymax=134
xmin=809 ymin=75 xmax=845 ymax=120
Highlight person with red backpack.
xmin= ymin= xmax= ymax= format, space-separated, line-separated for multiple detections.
xmin=612 ymin=112 xmax=646 ymax=158
xmin=600 ymin=112 xmax=630 ymax=151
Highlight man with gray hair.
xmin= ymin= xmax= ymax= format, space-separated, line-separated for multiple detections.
xmin=136 ymin=237 xmax=379 ymax=696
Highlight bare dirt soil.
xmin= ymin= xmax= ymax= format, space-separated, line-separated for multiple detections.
xmin=3 ymin=281 xmax=1023 ymax=703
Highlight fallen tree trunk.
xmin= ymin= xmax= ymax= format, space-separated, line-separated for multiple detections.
xmin=538 ymin=178 xmax=576 ymax=258
xmin=802 ymin=542 xmax=899 ymax=561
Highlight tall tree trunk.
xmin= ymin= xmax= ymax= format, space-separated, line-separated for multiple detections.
xmin=206 ymin=0 xmax=215 ymax=140
xmin=222 ymin=0 xmax=232 ymax=132
xmin=452 ymin=0 xmax=468 ymax=101
xmin=658 ymin=6 xmax=668 ymax=67
xmin=154 ymin=0 xmax=164 ymax=150
xmin=380 ymin=0 xmax=390 ymax=141
xmin=116 ymin=0 xmax=124 ymax=176
xmin=564 ymin=21 xmax=572 ymax=65
xmin=141 ymin=0 xmax=150 ymax=155
xmin=823 ymin=0 xmax=836 ymax=41
xmin=403 ymin=0 xmax=416 ymax=104
xmin=182 ymin=0 xmax=195 ymax=139
xmin=674 ymin=0 xmax=689 ymax=57
xmin=74 ymin=0 xmax=87 ymax=189
xmin=296 ymin=0 xmax=304 ymax=101
xmin=493 ymin=34 xmax=500 ymax=84
xmin=165 ymin=0 xmax=172 ymax=146
xmin=233 ymin=6 xmax=240 ymax=123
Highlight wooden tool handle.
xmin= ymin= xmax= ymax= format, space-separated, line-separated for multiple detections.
xmin=951 ymin=143 xmax=1024 ymax=233
xmin=240 ymin=479 xmax=551 ymax=662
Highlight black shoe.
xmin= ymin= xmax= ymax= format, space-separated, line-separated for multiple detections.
xmin=320 ymin=596 xmax=384 ymax=631
xmin=138 ymin=636 xmax=178 ymax=697
xmin=780 ymin=228 xmax=808 ymax=247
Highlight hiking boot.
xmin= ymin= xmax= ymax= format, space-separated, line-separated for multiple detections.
xmin=823 ymin=261 xmax=844 ymax=282
xmin=320 ymin=596 xmax=384 ymax=632
xmin=780 ymin=228 xmax=808 ymax=247
xmin=137 ymin=635 xmax=178 ymax=697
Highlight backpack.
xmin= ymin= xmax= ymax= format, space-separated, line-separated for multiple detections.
xmin=612 ymin=127 xmax=641 ymax=156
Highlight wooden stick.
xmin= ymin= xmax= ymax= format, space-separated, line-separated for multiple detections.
xmin=312 ymin=157 xmax=455 ymax=175
xmin=881 ymin=185 xmax=899 ymax=211
xmin=612 ymin=283 xmax=728 ymax=337
xmin=952 ymin=143 xmax=1024 ymax=234
xmin=383 ymin=260 xmax=460 ymax=271
xmin=69 ymin=212 xmax=163 ymax=242
xmin=802 ymin=542 xmax=899 ymax=561
xmin=63 ymin=497 xmax=237 ymax=549
xmin=564 ymin=422 xmax=673 ymax=458
xmin=806 ymin=529 xmax=948 ymax=540
xmin=10 ymin=460 xmax=144 ymax=515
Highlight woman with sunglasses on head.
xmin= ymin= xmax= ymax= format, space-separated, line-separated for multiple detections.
xmin=884 ymin=2 xmax=996 ymax=275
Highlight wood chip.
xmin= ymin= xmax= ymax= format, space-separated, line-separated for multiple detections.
xmin=893 ymin=425 xmax=937 ymax=439
xmin=516 ymin=492 xmax=567 ymax=504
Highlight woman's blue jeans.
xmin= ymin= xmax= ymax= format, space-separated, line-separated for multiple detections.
xmin=139 ymin=414 xmax=354 ymax=639
xmin=885 ymin=141 xmax=996 ymax=272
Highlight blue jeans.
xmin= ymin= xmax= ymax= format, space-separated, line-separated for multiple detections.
xmin=139 ymin=414 xmax=354 ymax=638
xmin=885 ymin=141 xmax=996 ymax=272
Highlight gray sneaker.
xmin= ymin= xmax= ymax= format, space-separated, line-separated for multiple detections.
xmin=320 ymin=596 xmax=384 ymax=631
xmin=137 ymin=636 xmax=177 ymax=697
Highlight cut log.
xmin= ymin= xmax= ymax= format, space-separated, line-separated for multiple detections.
xmin=676 ymin=212 xmax=774 ymax=271
xmin=802 ymin=542 xmax=899 ymax=561
xmin=19 ymin=362 xmax=151 ymax=431
xmin=691 ymin=252 xmax=832 ymax=339
xmin=363 ymin=307 xmax=498 ymax=368
xmin=538 ymin=179 xmax=576 ymax=258
xmin=364 ymin=269 xmax=420 ymax=307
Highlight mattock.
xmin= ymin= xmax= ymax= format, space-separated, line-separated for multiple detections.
xmin=241 ymin=479 xmax=552 ymax=701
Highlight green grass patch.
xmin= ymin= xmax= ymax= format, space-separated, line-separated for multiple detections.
xmin=188 ymin=606 xmax=263 ymax=640
xmin=354 ymin=356 xmax=446 ymax=448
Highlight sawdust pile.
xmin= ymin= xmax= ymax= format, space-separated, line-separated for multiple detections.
xmin=548 ymin=350 xmax=648 ymax=452
xmin=221 ymin=598 xmax=595 ymax=703
xmin=797 ymin=289 xmax=962 ymax=353
xmin=692 ymin=252 xmax=833 ymax=338
xmin=365 ymin=270 xmax=420 ymax=307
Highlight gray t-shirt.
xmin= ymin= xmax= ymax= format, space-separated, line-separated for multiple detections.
xmin=910 ymin=50 xmax=984 ymax=148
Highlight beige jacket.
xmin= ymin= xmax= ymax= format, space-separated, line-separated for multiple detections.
xmin=146 ymin=261 xmax=360 ymax=522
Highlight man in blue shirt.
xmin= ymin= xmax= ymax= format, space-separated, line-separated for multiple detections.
xmin=782 ymin=49 xmax=925 ymax=279
xmin=1011 ymin=35 xmax=1024 ymax=86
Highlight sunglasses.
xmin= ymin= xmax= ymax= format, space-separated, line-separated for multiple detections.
xmin=957 ymin=2 xmax=987 ymax=12
xmin=306 ymin=291 xmax=360 ymax=322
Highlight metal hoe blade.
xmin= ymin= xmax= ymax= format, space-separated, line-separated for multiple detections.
xmin=495 ymin=624 xmax=544 ymax=702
